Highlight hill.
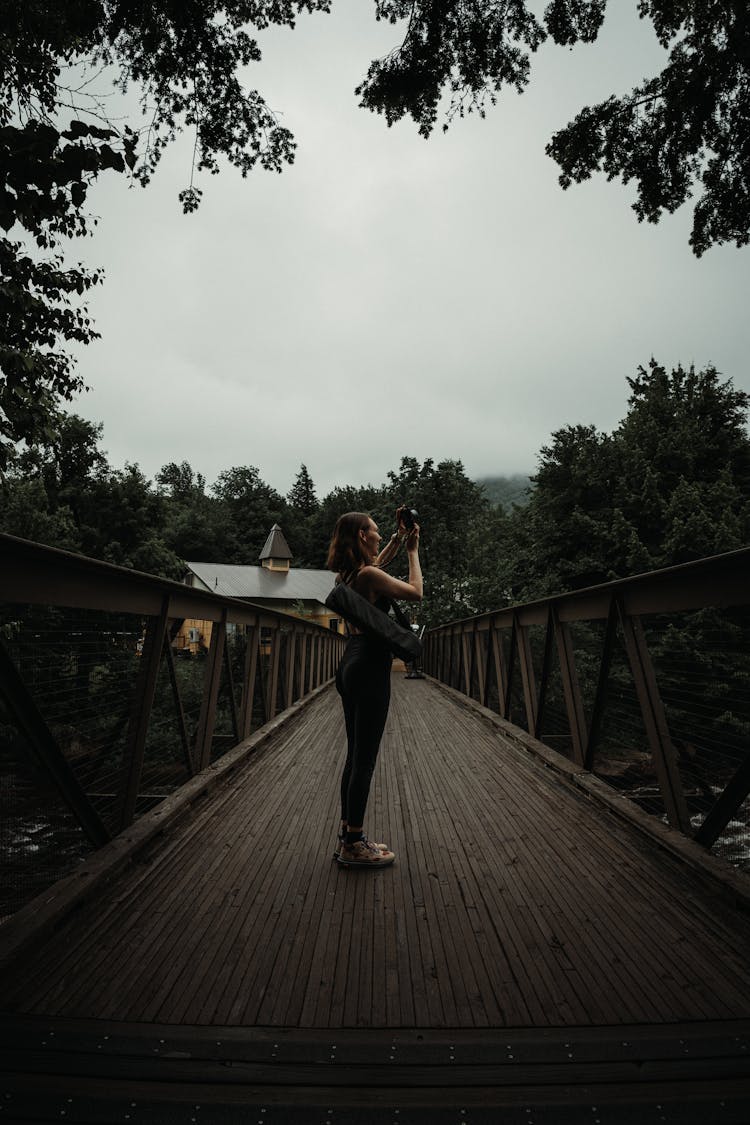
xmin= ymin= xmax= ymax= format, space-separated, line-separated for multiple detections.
xmin=475 ymin=474 xmax=533 ymax=511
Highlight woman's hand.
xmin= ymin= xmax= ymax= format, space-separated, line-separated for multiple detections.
xmin=405 ymin=523 xmax=420 ymax=552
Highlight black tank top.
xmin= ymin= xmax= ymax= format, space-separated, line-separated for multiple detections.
xmin=340 ymin=572 xmax=393 ymax=625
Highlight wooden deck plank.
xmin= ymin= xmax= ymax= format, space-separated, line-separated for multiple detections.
xmin=396 ymin=746 xmax=454 ymax=1027
xmin=385 ymin=759 xmax=424 ymax=1028
xmin=407 ymin=698 xmax=589 ymax=1026
xmin=485 ymin=750 xmax=746 ymax=1020
xmin=439 ymin=712 xmax=671 ymax=1024
xmin=425 ymin=688 xmax=746 ymax=1026
xmin=2 ymin=1013 xmax=750 ymax=1120
xmin=12 ymin=774 xmax=253 ymax=1009
xmin=395 ymin=705 xmax=470 ymax=1027
xmin=223 ymin=713 xmax=342 ymax=1027
xmin=107 ymin=735 xmax=305 ymax=1022
xmin=396 ymin=701 xmax=502 ymax=1027
xmin=3 ymin=676 xmax=750 ymax=1034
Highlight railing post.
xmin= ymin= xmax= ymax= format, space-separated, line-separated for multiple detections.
xmin=195 ymin=609 xmax=227 ymax=773
xmin=470 ymin=621 xmax=481 ymax=697
xmin=534 ymin=608 xmax=555 ymax=741
xmin=278 ymin=631 xmax=287 ymax=708
xmin=552 ymin=608 xmax=587 ymax=766
xmin=267 ymin=624 xmax=281 ymax=720
xmin=584 ymin=596 xmax=618 ymax=770
xmin=475 ymin=623 xmax=486 ymax=705
xmin=240 ymin=621 xmax=259 ymax=740
xmin=307 ymin=635 xmax=314 ymax=691
xmin=164 ymin=636 xmax=193 ymax=776
xmin=618 ymin=604 xmax=690 ymax=833
xmin=120 ymin=594 xmax=171 ymax=829
xmin=223 ymin=628 xmax=240 ymax=742
xmin=286 ymin=631 xmax=297 ymax=710
xmin=505 ymin=619 xmax=518 ymax=722
xmin=461 ymin=627 xmax=472 ymax=697
xmin=515 ymin=613 xmax=537 ymax=734
xmin=297 ymin=630 xmax=308 ymax=699
xmin=316 ymin=633 xmax=323 ymax=688
xmin=481 ymin=625 xmax=492 ymax=702
xmin=488 ymin=620 xmax=508 ymax=717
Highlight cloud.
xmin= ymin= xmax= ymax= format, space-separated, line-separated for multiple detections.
xmin=69 ymin=2 xmax=750 ymax=499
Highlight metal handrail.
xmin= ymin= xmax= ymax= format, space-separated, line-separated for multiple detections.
xmin=0 ymin=532 xmax=346 ymax=856
xmin=423 ymin=545 xmax=750 ymax=850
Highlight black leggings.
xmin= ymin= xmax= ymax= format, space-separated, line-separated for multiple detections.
xmin=335 ymin=635 xmax=392 ymax=828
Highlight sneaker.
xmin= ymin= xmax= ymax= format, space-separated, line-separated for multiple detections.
xmin=332 ymin=833 xmax=390 ymax=860
xmin=337 ymin=836 xmax=396 ymax=867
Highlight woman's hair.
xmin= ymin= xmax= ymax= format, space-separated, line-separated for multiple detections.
xmin=326 ymin=511 xmax=372 ymax=577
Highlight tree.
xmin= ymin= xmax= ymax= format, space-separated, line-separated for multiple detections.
xmin=76 ymin=462 xmax=182 ymax=576
xmin=287 ymin=463 xmax=319 ymax=516
xmin=0 ymin=411 xmax=107 ymax=551
xmin=0 ymin=120 xmax=125 ymax=469
xmin=509 ymin=361 xmax=750 ymax=600
xmin=212 ymin=464 xmax=286 ymax=563
xmin=524 ymin=422 xmax=627 ymax=592
xmin=156 ymin=460 xmax=227 ymax=563
xmin=0 ymin=1 xmax=330 ymax=466
xmin=156 ymin=461 xmax=208 ymax=504
xmin=383 ymin=456 xmax=492 ymax=626
xmin=0 ymin=413 xmax=184 ymax=577
xmin=11 ymin=412 xmax=108 ymax=498
xmin=615 ymin=361 xmax=750 ymax=566
xmin=0 ymin=475 xmax=80 ymax=549
xmin=358 ymin=2 xmax=750 ymax=255
xmin=284 ymin=463 xmax=320 ymax=564
xmin=307 ymin=481 xmax=389 ymax=567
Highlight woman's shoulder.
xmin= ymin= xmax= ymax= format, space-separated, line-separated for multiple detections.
xmin=357 ymin=565 xmax=381 ymax=578
xmin=351 ymin=565 xmax=382 ymax=594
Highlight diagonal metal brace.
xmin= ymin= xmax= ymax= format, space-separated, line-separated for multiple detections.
xmin=0 ymin=638 xmax=110 ymax=847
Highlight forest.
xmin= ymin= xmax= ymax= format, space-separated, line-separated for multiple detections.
xmin=1 ymin=359 xmax=748 ymax=631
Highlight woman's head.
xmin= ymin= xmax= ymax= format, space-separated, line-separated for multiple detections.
xmin=326 ymin=512 xmax=382 ymax=575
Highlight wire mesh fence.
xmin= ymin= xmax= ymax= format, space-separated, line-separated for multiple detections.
xmin=645 ymin=607 xmax=750 ymax=865
xmin=0 ymin=692 xmax=93 ymax=922
xmin=425 ymin=562 xmax=750 ymax=874
xmin=0 ymin=543 xmax=345 ymax=920
xmin=1 ymin=604 xmax=141 ymax=836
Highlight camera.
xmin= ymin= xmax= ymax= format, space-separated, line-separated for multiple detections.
xmin=400 ymin=507 xmax=419 ymax=530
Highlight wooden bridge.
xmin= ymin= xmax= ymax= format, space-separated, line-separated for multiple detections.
xmin=1 ymin=533 xmax=749 ymax=1122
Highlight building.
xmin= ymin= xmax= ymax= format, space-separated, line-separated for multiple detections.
xmin=175 ymin=525 xmax=342 ymax=654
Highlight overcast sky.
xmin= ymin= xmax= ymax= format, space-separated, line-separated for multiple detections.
xmin=69 ymin=2 xmax=750 ymax=498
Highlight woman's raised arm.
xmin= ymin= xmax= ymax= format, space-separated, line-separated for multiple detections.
xmin=358 ymin=526 xmax=422 ymax=602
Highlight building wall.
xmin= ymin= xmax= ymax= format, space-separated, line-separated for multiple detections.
xmin=172 ymin=600 xmax=345 ymax=655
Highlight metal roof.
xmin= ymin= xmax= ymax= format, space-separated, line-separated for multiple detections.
xmin=258 ymin=523 xmax=293 ymax=561
xmin=185 ymin=561 xmax=335 ymax=604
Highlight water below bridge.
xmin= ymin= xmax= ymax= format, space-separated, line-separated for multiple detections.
xmin=2 ymin=674 xmax=750 ymax=1121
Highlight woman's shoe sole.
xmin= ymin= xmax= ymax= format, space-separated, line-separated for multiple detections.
xmin=337 ymin=854 xmax=395 ymax=868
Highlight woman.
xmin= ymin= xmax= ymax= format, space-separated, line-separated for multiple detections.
xmin=326 ymin=508 xmax=423 ymax=867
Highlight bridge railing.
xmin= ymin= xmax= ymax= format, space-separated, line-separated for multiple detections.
xmin=423 ymin=548 xmax=750 ymax=867
xmin=0 ymin=533 xmax=345 ymax=917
